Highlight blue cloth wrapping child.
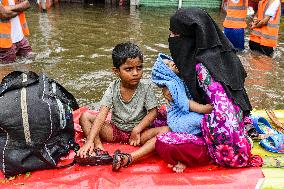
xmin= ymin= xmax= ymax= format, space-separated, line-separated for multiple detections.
xmin=151 ymin=53 xmax=203 ymax=135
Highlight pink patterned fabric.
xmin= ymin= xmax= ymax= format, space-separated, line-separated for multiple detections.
xmin=157 ymin=132 xmax=204 ymax=145
xmin=196 ymin=63 xmax=262 ymax=167
xmin=156 ymin=132 xmax=211 ymax=167
xmin=151 ymin=105 xmax=168 ymax=128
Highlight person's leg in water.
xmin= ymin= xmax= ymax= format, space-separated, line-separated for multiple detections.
xmin=79 ymin=111 xmax=114 ymax=150
xmin=112 ymin=126 xmax=170 ymax=171
xmin=0 ymin=45 xmax=17 ymax=63
xmin=224 ymin=28 xmax=245 ymax=51
xmin=16 ymin=38 xmax=32 ymax=59
xmin=249 ymin=40 xmax=274 ymax=56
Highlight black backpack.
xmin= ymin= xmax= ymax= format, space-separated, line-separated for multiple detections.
xmin=0 ymin=71 xmax=79 ymax=178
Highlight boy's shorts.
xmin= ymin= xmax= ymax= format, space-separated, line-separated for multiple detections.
xmin=0 ymin=37 xmax=32 ymax=63
xmin=111 ymin=123 xmax=131 ymax=144
xmin=110 ymin=105 xmax=168 ymax=144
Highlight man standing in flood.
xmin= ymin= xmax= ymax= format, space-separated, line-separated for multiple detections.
xmin=0 ymin=0 xmax=32 ymax=63
xmin=223 ymin=0 xmax=248 ymax=51
xmin=249 ymin=0 xmax=281 ymax=56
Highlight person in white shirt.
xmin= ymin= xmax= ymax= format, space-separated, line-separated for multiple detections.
xmin=0 ymin=0 xmax=32 ymax=63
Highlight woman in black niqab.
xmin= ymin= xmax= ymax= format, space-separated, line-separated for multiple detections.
xmin=165 ymin=8 xmax=262 ymax=168
xmin=168 ymin=8 xmax=252 ymax=115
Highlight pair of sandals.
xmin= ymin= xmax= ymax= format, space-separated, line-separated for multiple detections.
xmin=75 ymin=148 xmax=132 ymax=171
xmin=250 ymin=115 xmax=284 ymax=154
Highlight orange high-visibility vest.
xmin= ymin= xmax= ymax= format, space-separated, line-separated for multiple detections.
xmin=0 ymin=0 xmax=30 ymax=48
xmin=223 ymin=0 xmax=248 ymax=28
xmin=250 ymin=0 xmax=281 ymax=47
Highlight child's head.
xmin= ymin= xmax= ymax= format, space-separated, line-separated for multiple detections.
xmin=112 ymin=42 xmax=144 ymax=87
xmin=163 ymin=59 xmax=179 ymax=74
xmin=112 ymin=42 xmax=143 ymax=69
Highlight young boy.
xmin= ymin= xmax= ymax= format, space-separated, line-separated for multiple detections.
xmin=77 ymin=42 xmax=170 ymax=171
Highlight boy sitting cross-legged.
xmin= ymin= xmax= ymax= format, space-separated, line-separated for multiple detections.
xmin=77 ymin=42 xmax=170 ymax=171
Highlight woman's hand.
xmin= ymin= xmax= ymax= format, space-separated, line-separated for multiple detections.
xmin=77 ymin=140 xmax=94 ymax=158
xmin=162 ymin=87 xmax=173 ymax=104
xmin=202 ymin=104 xmax=214 ymax=114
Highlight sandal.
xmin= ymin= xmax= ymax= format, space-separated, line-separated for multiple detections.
xmin=75 ymin=148 xmax=113 ymax=166
xmin=260 ymin=134 xmax=284 ymax=154
xmin=112 ymin=149 xmax=132 ymax=172
xmin=245 ymin=123 xmax=272 ymax=140
xmin=251 ymin=116 xmax=279 ymax=135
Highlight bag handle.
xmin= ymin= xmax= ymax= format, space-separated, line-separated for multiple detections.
xmin=38 ymin=73 xmax=79 ymax=110
xmin=0 ymin=71 xmax=39 ymax=96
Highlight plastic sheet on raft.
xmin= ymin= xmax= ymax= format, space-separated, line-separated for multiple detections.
xmin=0 ymin=107 xmax=264 ymax=188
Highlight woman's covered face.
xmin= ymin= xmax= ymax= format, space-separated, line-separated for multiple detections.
xmin=169 ymin=31 xmax=180 ymax=38
xmin=168 ymin=30 xmax=183 ymax=64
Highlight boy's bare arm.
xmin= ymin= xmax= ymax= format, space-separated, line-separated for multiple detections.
xmin=134 ymin=108 xmax=158 ymax=133
xmin=189 ymin=100 xmax=213 ymax=114
xmin=86 ymin=106 xmax=110 ymax=143
xmin=6 ymin=0 xmax=30 ymax=12
xmin=0 ymin=4 xmax=18 ymax=19
xmin=129 ymin=108 xmax=158 ymax=146
xmin=77 ymin=106 xmax=110 ymax=157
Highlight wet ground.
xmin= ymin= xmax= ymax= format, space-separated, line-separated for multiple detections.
xmin=0 ymin=3 xmax=283 ymax=110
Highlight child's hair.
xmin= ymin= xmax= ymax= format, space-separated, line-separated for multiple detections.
xmin=112 ymin=42 xmax=143 ymax=69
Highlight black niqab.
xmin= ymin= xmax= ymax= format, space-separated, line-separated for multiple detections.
xmin=168 ymin=8 xmax=252 ymax=115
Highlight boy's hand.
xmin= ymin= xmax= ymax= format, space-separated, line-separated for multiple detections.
xmin=77 ymin=140 xmax=94 ymax=158
xmin=129 ymin=128 xmax=141 ymax=146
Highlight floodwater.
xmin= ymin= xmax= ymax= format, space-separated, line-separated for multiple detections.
xmin=1 ymin=3 xmax=283 ymax=110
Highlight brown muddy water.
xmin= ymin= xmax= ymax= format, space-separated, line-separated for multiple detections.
xmin=1 ymin=3 xmax=283 ymax=110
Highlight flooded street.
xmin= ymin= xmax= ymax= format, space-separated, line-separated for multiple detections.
xmin=1 ymin=3 xmax=283 ymax=110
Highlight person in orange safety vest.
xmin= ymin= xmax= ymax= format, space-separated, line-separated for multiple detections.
xmin=0 ymin=0 xmax=32 ymax=63
xmin=249 ymin=0 xmax=281 ymax=56
xmin=223 ymin=0 xmax=248 ymax=50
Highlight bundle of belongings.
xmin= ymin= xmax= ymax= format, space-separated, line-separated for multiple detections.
xmin=0 ymin=71 xmax=115 ymax=178
xmin=0 ymin=71 xmax=80 ymax=178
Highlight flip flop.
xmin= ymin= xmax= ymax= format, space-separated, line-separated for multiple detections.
xmin=260 ymin=134 xmax=284 ymax=154
xmin=252 ymin=116 xmax=278 ymax=135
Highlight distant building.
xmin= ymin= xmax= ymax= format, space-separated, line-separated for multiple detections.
xmin=139 ymin=0 xmax=221 ymax=8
